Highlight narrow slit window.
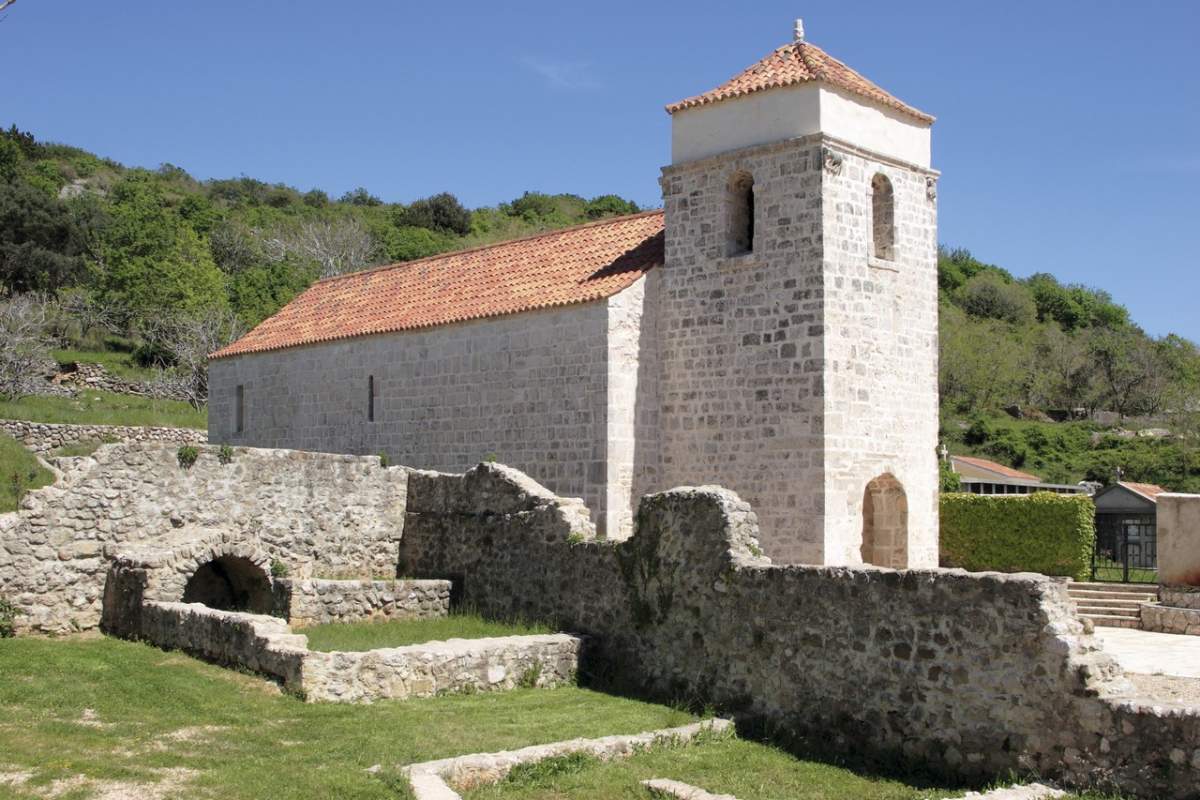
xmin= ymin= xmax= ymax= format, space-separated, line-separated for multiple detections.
xmin=727 ymin=171 xmax=755 ymax=256
xmin=871 ymin=173 xmax=895 ymax=261
xmin=235 ymin=385 xmax=244 ymax=434
xmin=367 ymin=375 xmax=375 ymax=422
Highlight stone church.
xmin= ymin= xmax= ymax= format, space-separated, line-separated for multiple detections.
xmin=209 ymin=22 xmax=940 ymax=567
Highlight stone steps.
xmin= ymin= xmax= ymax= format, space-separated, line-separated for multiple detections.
xmin=1067 ymin=582 xmax=1155 ymax=629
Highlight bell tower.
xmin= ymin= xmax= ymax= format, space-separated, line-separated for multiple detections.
xmin=656 ymin=21 xmax=940 ymax=567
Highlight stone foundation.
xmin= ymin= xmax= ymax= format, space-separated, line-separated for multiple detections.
xmin=276 ymin=578 xmax=451 ymax=627
xmin=133 ymin=600 xmax=580 ymax=704
xmin=1141 ymin=604 xmax=1200 ymax=636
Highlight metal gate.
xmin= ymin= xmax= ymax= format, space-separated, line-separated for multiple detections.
xmin=1092 ymin=513 xmax=1157 ymax=583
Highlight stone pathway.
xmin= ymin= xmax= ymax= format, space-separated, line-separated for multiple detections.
xmin=1094 ymin=627 xmax=1200 ymax=678
xmin=401 ymin=719 xmax=733 ymax=800
xmin=643 ymin=778 xmax=737 ymax=799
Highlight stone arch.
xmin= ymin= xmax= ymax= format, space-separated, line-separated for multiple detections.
xmin=182 ymin=554 xmax=274 ymax=613
xmin=860 ymin=473 xmax=908 ymax=568
xmin=726 ymin=170 xmax=755 ymax=256
xmin=871 ymin=173 xmax=895 ymax=261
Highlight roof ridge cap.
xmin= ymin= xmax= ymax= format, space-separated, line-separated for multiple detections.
xmin=315 ymin=209 xmax=665 ymax=287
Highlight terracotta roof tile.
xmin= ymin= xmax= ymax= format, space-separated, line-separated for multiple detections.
xmin=212 ymin=211 xmax=664 ymax=359
xmin=951 ymin=455 xmax=1042 ymax=483
xmin=666 ymin=39 xmax=933 ymax=123
xmin=1120 ymin=482 xmax=1168 ymax=503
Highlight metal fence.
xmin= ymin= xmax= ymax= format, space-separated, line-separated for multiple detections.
xmin=1092 ymin=513 xmax=1157 ymax=583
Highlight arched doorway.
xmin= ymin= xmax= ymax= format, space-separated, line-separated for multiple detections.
xmin=182 ymin=555 xmax=274 ymax=613
xmin=860 ymin=474 xmax=908 ymax=568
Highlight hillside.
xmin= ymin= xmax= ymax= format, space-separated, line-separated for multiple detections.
xmin=2 ymin=123 xmax=1197 ymax=490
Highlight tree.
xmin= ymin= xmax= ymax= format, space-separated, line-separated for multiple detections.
xmin=584 ymin=194 xmax=639 ymax=219
xmin=1028 ymin=325 xmax=1096 ymax=411
xmin=143 ymin=309 xmax=245 ymax=408
xmin=0 ymin=180 xmax=91 ymax=295
xmin=395 ymin=192 xmax=471 ymax=235
xmin=339 ymin=187 xmax=382 ymax=207
xmin=939 ymin=305 xmax=1032 ymax=412
xmin=97 ymin=173 xmax=228 ymax=321
xmin=258 ymin=217 xmax=375 ymax=278
xmin=0 ymin=294 xmax=52 ymax=399
xmin=958 ymin=271 xmax=1036 ymax=325
xmin=1087 ymin=327 xmax=1171 ymax=417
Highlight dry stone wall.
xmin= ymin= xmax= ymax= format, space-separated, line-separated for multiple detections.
xmin=399 ymin=462 xmax=1200 ymax=800
xmin=1141 ymin=604 xmax=1200 ymax=636
xmin=130 ymin=598 xmax=580 ymax=704
xmin=276 ymin=578 xmax=450 ymax=627
xmin=0 ymin=419 xmax=206 ymax=455
xmin=0 ymin=443 xmax=405 ymax=634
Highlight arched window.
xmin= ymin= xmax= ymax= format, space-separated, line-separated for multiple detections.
xmin=860 ymin=473 xmax=908 ymax=568
xmin=726 ymin=171 xmax=755 ymax=256
xmin=871 ymin=173 xmax=895 ymax=261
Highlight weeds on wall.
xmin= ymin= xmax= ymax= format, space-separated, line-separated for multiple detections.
xmin=270 ymin=559 xmax=289 ymax=579
xmin=217 ymin=444 xmax=234 ymax=465
xmin=0 ymin=596 xmax=16 ymax=638
xmin=176 ymin=445 xmax=199 ymax=469
xmin=377 ymin=452 xmax=389 ymax=468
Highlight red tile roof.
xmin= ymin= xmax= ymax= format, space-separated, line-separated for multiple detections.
xmin=1120 ymin=482 xmax=1168 ymax=503
xmin=212 ymin=211 xmax=664 ymax=360
xmin=666 ymin=39 xmax=933 ymax=123
xmin=951 ymin=455 xmax=1042 ymax=483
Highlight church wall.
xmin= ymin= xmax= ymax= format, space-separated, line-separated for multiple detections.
xmin=209 ymin=299 xmax=634 ymax=534
xmin=820 ymin=142 xmax=940 ymax=567
xmin=657 ymin=137 xmax=828 ymax=563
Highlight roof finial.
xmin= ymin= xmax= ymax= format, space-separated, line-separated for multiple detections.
xmin=794 ymin=18 xmax=805 ymax=42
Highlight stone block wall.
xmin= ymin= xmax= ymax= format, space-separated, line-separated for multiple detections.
xmin=657 ymin=138 xmax=827 ymax=563
xmin=277 ymin=578 xmax=451 ymax=627
xmin=0 ymin=419 xmax=206 ymax=455
xmin=398 ymin=462 xmax=1200 ymax=799
xmin=1141 ymin=603 xmax=1200 ymax=636
xmin=208 ymin=290 xmax=658 ymax=539
xmin=819 ymin=140 xmax=939 ymax=568
xmin=0 ymin=444 xmax=406 ymax=634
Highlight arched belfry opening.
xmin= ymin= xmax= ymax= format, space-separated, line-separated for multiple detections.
xmin=726 ymin=171 xmax=755 ymax=256
xmin=871 ymin=173 xmax=895 ymax=261
xmin=860 ymin=474 xmax=908 ymax=568
xmin=182 ymin=555 xmax=274 ymax=613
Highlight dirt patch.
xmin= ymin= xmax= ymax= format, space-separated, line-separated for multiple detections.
xmin=31 ymin=767 xmax=199 ymax=799
xmin=1128 ymin=673 xmax=1200 ymax=706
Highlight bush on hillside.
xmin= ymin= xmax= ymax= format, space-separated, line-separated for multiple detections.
xmin=940 ymin=492 xmax=1095 ymax=580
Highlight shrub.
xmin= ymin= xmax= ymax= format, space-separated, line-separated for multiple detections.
xmin=940 ymin=492 xmax=1095 ymax=580
xmin=377 ymin=452 xmax=389 ymax=468
xmin=176 ymin=445 xmax=199 ymax=469
xmin=0 ymin=596 xmax=16 ymax=638
xmin=217 ymin=444 xmax=234 ymax=465
xmin=270 ymin=559 xmax=289 ymax=578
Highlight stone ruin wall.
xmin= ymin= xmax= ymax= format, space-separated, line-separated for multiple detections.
xmin=274 ymin=578 xmax=450 ymax=628
xmin=399 ymin=462 xmax=1200 ymax=800
xmin=0 ymin=419 xmax=206 ymax=456
xmin=0 ymin=443 xmax=404 ymax=634
xmin=3 ymin=444 xmax=1200 ymax=795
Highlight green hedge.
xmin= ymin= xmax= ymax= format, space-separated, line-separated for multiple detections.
xmin=940 ymin=492 xmax=1095 ymax=580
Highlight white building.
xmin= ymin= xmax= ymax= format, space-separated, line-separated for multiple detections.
xmin=210 ymin=22 xmax=940 ymax=567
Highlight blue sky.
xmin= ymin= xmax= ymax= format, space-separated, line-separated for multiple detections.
xmin=5 ymin=1 xmax=1198 ymax=340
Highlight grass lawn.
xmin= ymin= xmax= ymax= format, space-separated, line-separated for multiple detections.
xmin=51 ymin=348 xmax=160 ymax=382
xmin=301 ymin=611 xmax=553 ymax=652
xmin=0 ymin=636 xmax=695 ymax=800
xmin=0 ymin=390 xmax=205 ymax=430
xmin=461 ymin=738 xmax=958 ymax=800
xmin=0 ymin=432 xmax=54 ymax=512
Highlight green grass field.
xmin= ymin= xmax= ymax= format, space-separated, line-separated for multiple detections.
xmin=0 ymin=390 xmax=205 ymax=430
xmin=0 ymin=432 xmax=54 ymax=512
xmin=300 ymin=612 xmax=553 ymax=652
xmin=1090 ymin=566 xmax=1158 ymax=584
